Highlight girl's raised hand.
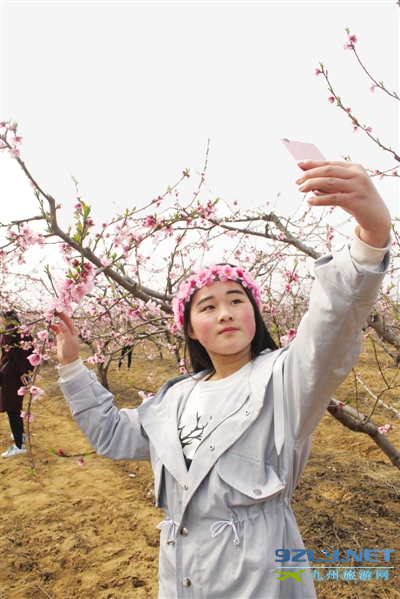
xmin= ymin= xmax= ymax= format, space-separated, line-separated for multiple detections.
xmin=296 ymin=161 xmax=391 ymax=248
xmin=50 ymin=312 xmax=80 ymax=366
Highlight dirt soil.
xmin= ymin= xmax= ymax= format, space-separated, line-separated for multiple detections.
xmin=1 ymin=343 xmax=400 ymax=599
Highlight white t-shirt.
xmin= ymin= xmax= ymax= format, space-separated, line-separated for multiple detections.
xmin=178 ymin=361 xmax=253 ymax=461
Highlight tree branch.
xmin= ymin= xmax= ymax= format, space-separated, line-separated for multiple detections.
xmin=327 ymin=399 xmax=400 ymax=469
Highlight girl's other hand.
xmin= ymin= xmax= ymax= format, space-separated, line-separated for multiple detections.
xmin=50 ymin=312 xmax=80 ymax=366
xmin=296 ymin=161 xmax=391 ymax=248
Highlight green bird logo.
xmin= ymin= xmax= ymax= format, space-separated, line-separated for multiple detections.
xmin=275 ymin=570 xmax=307 ymax=582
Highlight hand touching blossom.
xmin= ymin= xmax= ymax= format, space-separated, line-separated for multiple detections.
xmin=50 ymin=312 xmax=80 ymax=366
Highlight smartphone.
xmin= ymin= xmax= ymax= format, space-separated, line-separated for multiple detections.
xmin=280 ymin=138 xmax=326 ymax=161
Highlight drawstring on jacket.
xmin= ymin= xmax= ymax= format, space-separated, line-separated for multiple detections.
xmin=210 ymin=520 xmax=240 ymax=546
xmin=157 ymin=519 xmax=177 ymax=545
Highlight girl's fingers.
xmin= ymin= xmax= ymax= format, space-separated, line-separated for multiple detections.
xmin=50 ymin=314 xmax=80 ymax=365
xmin=53 ymin=312 xmax=79 ymax=337
xmin=297 ymin=160 xmax=356 ymax=172
xmin=49 ymin=323 xmax=60 ymax=335
xmin=296 ymin=165 xmax=355 ymax=185
xmin=298 ymin=176 xmax=354 ymax=195
xmin=50 ymin=319 xmax=68 ymax=337
xmin=306 ymin=192 xmax=352 ymax=208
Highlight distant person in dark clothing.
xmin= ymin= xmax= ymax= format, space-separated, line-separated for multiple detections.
xmin=117 ymin=344 xmax=133 ymax=371
xmin=0 ymin=311 xmax=33 ymax=458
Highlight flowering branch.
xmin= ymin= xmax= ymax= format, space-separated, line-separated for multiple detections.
xmin=343 ymin=29 xmax=399 ymax=100
xmin=315 ymin=30 xmax=400 ymax=166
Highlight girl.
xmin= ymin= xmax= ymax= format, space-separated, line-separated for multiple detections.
xmin=52 ymin=161 xmax=391 ymax=599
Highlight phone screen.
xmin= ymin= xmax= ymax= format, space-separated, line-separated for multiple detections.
xmin=280 ymin=138 xmax=326 ymax=161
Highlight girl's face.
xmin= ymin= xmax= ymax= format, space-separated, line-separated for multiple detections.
xmin=188 ymin=280 xmax=256 ymax=362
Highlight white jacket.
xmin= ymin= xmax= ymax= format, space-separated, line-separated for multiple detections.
xmin=59 ymin=242 xmax=389 ymax=598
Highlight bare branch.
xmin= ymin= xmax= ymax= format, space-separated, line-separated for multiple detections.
xmin=328 ymin=399 xmax=400 ymax=469
xmin=367 ymin=313 xmax=400 ymax=360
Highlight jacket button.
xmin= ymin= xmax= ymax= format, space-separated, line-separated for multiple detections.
xmin=245 ymin=409 xmax=250 ymax=416
xmin=209 ymin=444 xmax=215 ymax=451
xmin=90 ymin=371 xmax=96 ymax=379
xmin=181 ymin=527 xmax=189 ymax=536
xmin=253 ymin=488 xmax=262 ymax=496
xmin=183 ymin=484 xmax=188 ymax=491
xmin=182 ymin=578 xmax=191 ymax=588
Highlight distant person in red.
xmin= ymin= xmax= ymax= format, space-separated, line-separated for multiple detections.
xmin=0 ymin=310 xmax=32 ymax=458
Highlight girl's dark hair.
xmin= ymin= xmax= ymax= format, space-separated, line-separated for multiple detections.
xmin=183 ymin=271 xmax=277 ymax=373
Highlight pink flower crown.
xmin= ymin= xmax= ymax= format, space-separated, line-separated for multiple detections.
xmin=172 ymin=264 xmax=263 ymax=329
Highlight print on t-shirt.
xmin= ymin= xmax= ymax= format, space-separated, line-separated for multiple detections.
xmin=178 ymin=412 xmax=210 ymax=451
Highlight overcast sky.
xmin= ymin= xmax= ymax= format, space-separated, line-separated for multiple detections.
xmin=1 ymin=1 xmax=399 ymax=266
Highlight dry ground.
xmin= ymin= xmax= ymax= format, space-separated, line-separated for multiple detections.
xmin=1 ymin=342 xmax=400 ymax=599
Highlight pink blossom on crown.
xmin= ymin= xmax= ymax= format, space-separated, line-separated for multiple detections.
xmin=195 ymin=268 xmax=215 ymax=287
xmin=172 ymin=264 xmax=263 ymax=328
xmin=218 ymin=264 xmax=237 ymax=282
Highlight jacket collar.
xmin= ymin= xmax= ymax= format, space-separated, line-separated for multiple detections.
xmin=138 ymin=350 xmax=282 ymax=494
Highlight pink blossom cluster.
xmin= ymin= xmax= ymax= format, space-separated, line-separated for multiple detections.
xmin=282 ymin=270 xmax=300 ymax=293
xmin=179 ymin=359 xmax=188 ymax=374
xmin=137 ymin=390 xmax=155 ymax=402
xmin=0 ymin=121 xmax=17 ymax=133
xmin=87 ymin=353 xmax=105 ymax=364
xmin=21 ymin=411 xmax=34 ymax=422
xmin=18 ymin=384 xmax=45 ymax=401
xmin=28 ymin=352 xmax=42 ymax=367
xmin=280 ymin=328 xmax=297 ymax=347
xmin=197 ymin=200 xmax=216 ymax=219
xmin=343 ymin=34 xmax=357 ymax=50
xmin=263 ymin=304 xmax=277 ymax=317
xmin=43 ymin=262 xmax=95 ymax=320
xmin=7 ymin=225 xmax=45 ymax=252
xmin=30 ymin=385 xmax=45 ymax=401
xmin=378 ymin=424 xmax=396 ymax=435
xmin=0 ymin=122 xmax=22 ymax=158
xmin=172 ymin=264 xmax=263 ymax=329
xmin=126 ymin=299 xmax=162 ymax=322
